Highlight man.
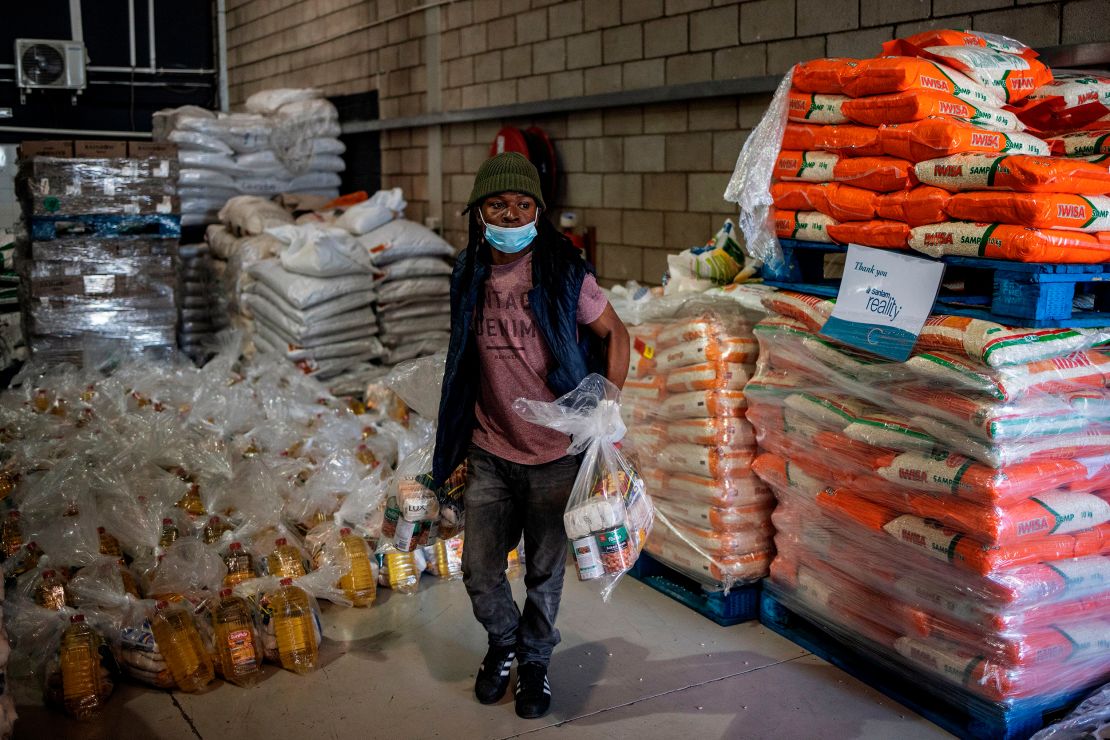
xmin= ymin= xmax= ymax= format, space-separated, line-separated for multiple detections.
xmin=431 ymin=152 xmax=629 ymax=719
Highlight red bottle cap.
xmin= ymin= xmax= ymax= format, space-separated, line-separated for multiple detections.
xmin=219 ymin=588 xmax=233 ymax=598
xmin=42 ymin=569 xmax=55 ymax=578
xmin=229 ymin=542 xmax=242 ymax=552
xmin=156 ymin=600 xmax=169 ymax=610
xmin=275 ymin=538 xmax=287 ymax=546
xmin=208 ymin=516 xmax=221 ymax=525
xmin=10 ymin=511 xmax=20 ymax=519
xmin=280 ymin=577 xmax=293 ymax=586
xmin=340 ymin=527 xmax=352 ymax=536
xmin=162 ymin=518 xmax=173 ymax=525
xmin=70 ymin=614 xmax=85 ymax=623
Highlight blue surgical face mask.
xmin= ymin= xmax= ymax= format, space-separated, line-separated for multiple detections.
xmin=482 ymin=211 xmax=539 ymax=254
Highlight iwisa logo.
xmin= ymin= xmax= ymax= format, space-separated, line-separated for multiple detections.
xmin=933 ymin=164 xmax=963 ymax=177
xmin=939 ymin=101 xmax=970 ymax=116
xmin=789 ymin=98 xmax=807 ymax=111
xmin=1078 ymin=91 xmax=1099 ymax=104
xmin=1012 ymin=77 xmax=1035 ymax=91
xmin=920 ymin=76 xmax=948 ymax=92
xmin=923 ymin=231 xmax=954 ymax=246
xmin=779 ymin=157 xmax=799 ymax=169
xmin=971 ymin=132 xmax=1001 ymax=148
xmin=1058 ymin=203 xmax=1088 ymax=220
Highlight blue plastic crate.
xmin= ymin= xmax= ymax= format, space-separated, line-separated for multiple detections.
xmin=627 ymin=552 xmax=760 ymax=626
xmin=31 ymin=213 xmax=181 ymax=241
xmin=760 ymin=587 xmax=1098 ymax=740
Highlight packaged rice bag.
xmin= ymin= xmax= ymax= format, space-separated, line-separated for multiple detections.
xmin=514 ymin=374 xmax=653 ymax=600
xmin=774 ymin=151 xmax=916 ymax=192
xmin=873 ymin=186 xmax=951 ymax=226
xmin=771 ymin=182 xmax=877 ymax=222
xmin=774 ymin=209 xmax=838 ymax=243
xmin=879 ymin=119 xmax=1049 ymax=162
xmin=944 ymin=192 xmax=1110 ymax=233
xmin=908 ymin=222 xmax=1110 ymax=263
xmin=914 ymin=153 xmax=1110 ymax=194
xmin=782 ymin=123 xmax=884 ymax=155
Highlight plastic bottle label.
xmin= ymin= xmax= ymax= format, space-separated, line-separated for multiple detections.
xmin=394 ymin=518 xmax=416 ymax=551
xmin=571 ymin=536 xmax=604 ymax=581
xmin=226 ymin=629 xmax=258 ymax=675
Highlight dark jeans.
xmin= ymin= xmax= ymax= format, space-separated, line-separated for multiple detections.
xmin=462 ymin=446 xmax=579 ymax=667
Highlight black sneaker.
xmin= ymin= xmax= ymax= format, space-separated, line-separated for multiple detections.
xmin=474 ymin=645 xmax=515 ymax=704
xmin=514 ymin=662 xmax=551 ymax=719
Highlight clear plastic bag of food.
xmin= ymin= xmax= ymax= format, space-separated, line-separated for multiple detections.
xmin=513 ymin=374 xmax=653 ymax=601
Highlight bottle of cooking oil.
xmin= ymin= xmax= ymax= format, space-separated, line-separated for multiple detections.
xmin=212 ymin=588 xmax=261 ymax=687
xmin=10 ymin=541 xmax=42 ymax=578
xmin=202 ymin=516 xmax=232 ymax=545
xmin=267 ymin=538 xmax=306 ymax=579
xmin=60 ymin=614 xmax=104 ymax=719
xmin=433 ymin=536 xmax=464 ymax=580
xmin=1 ymin=510 xmax=22 ymax=559
xmin=336 ymin=528 xmax=376 ymax=607
xmin=149 ymin=601 xmax=214 ymax=692
xmin=384 ymin=548 xmax=420 ymax=595
xmin=223 ymin=542 xmax=256 ymax=587
xmin=158 ymin=518 xmax=179 ymax=548
xmin=35 ymin=569 xmax=68 ymax=610
xmin=270 ymin=578 xmax=318 ymax=674
xmin=355 ymin=444 xmax=378 ymax=468
xmin=118 ymin=560 xmax=140 ymax=598
xmin=175 ymin=484 xmax=206 ymax=517
xmin=97 ymin=527 xmax=122 ymax=557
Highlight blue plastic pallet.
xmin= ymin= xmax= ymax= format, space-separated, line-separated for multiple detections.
xmin=764 ymin=239 xmax=1110 ymax=328
xmin=627 ymin=552 xmax=760 ymax=626
xmin=759 ymin=587 xmax=1097 ymax=740
xmin=30 ymin=213 xmax=181 ymax=241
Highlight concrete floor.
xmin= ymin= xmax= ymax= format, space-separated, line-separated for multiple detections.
xmin=13 ymin=572 xmax=953 ymax=740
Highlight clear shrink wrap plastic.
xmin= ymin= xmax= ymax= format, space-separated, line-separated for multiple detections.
xmin=727 ymin=28 xmax=1110 ymax=267
xmin=618 ymin=294 xmax=772 ymax=590
xmin=746 ymin=294 xmax=1110 ymax=708
xmin=513 ymin=374 xmax=654 ymax=601
xmin=0 ymin=330 xmax=434 ymax=714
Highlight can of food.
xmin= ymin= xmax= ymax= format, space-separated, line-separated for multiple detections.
xmin=570 ymin=535 xmax=605 ymax=581
xmin=596 ymin=524 xmax=633 ymax=574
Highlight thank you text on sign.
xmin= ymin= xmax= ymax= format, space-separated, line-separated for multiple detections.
xmin=820 ymin=245 xmax=944 ymax=362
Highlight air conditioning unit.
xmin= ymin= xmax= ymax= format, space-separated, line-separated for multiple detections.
xmin=15 ymin=39 xmax=87 ymax=92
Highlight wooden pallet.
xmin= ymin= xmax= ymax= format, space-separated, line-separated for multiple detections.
xmin=30 ymin=213 xmax=181 ymax=241
xmin=764 ymin=239 xmax=1110 ymax=328
xmin=627 ymin=552 xmax=761 ymax=627
xmin=760 ymin=586 xmax=1098 ymax=740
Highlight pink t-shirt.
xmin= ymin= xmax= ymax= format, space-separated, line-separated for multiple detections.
xmin=471 ymin=252 xmax=608 ymax=465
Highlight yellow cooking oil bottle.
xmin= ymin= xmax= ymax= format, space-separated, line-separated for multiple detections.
xmin=267 ymin=538 xmax=306 ymax=579
xmin=60 ymin=614 xmax=104 ymax=719
xmin=149 ymin=601 xmax=214 ymax=692
xmin=223 ymin=542 xmax=256 ymax=587
xmin=212 ymin=588 xmax=262 ymax=687
xmin=270 ymin=578 xmax=318 ymax=674
xmin=336 ymin=528 xmax=376 ymax=607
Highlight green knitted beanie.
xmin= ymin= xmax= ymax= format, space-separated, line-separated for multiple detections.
xmin=467 ymin=152 xmax=546 ymax=210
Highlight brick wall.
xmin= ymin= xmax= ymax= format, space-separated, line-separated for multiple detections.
xmin=227 ymin=0 xmax=1104 ymax=283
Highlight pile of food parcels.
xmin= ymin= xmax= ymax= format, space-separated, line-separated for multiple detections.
xmin=733 ymin=29 xmax=1110 ymax=263
xmin=202 ymin=188 xmax=455 ymax=379
xmin=748 ymin=289 xmax=1110 ymax=705
xmin=0 ymin=339 xmax=470 ymax=719
xmin=154 ymin=89 xmax=346 ymax=227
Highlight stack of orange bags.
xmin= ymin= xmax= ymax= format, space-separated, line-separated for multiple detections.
xmin=772 ymin=30 xmax=1110 ymax=263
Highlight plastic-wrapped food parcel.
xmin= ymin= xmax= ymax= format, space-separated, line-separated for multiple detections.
xmin=748 ymin=291 xmax=1110 ymax=708
xmin=0 ymin=335 xmax=445 ymax=719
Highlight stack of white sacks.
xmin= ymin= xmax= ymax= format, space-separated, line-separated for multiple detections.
xmin=176 ymin=241 xmax=229 ymax=362
xmin=154 ymin=89 xmax=345 ymax=227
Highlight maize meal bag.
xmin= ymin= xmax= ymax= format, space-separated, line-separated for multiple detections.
xmin=646 ymin=528 xmax=772 ymax=582
xmin=655 ymin=442 xmax=754 ymax=479
xmin=771 ymin=182 xmax=877 ymax=221
xmin=905 ymin=350 xmax=1110 ymax=402
xmin=665 ymin=361 xmax=751 ymax=392
xmin=660 ymin=390 xmax=746 ymax=419
xmin=923 ymin=613 xmax=1110 ymax=669
xmin=908 ymin=222 xmax=1110 ymax=263
xmin=654 ymin=336 xmax=758 ymax=372
xmin=914 ymin=153 xmax=1110 ymax=193
xmin=915 ymin=315 xmax=1110 ymax=368
xmin=774 ymin=151 xmax=916 ymax=192
xmin=840 ymin=91 xmax=1025 ymax=131
xmin=774 ymin=209 xmax=837 ymax=242
xmin=656 ymin=315 xmax=750 ymax=349
xmin=890 ymin=385 xmax=1086 ymax=441
xmin=1046 ymin=129 xmax=1110 ymax=157
xmin=650 ymin=468 xmax=773 ymax=508
xmin=891 ymin=30 xmax=1039 ymax=59
xmin=664 ymin=416 xmax=756 ymax=447
xmin=826 ymin=220 xmax=911 ymax=248
xmin=879 ymin=118 xmax=1049 ymax=162
xmin=873 ymin=186 xmax=951 ymax=226
xmin=908 ymin=416 xmax=1110 ymax=469
xmin=782 ymin=123 xmax=885 ymax=156
xmin=655 ymin=497 xmax=774 ymax=534
xmin=622 ymin=375 xmax=667 ymax=404
xmin=760 ymin=291 xmax=835 ymax=332
xmin=945 ymin=192 xmax=1110 ymax=232
xmin=787 ymin=90 xmax=849 ymax=124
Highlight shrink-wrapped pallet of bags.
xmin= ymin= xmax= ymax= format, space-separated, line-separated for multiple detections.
xmin=616 ymin=292 xmax=773 ymax=589
xmin=154 ymin=89 xmax=345 ymax=227
xmin=746 ymin=291 xmax=1110 ymax=709
xmin=729 ymin=28 xmax=1110 ymax=265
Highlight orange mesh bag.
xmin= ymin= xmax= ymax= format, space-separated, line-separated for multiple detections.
xmin=841 ymin=91 xmax=1025 ymax=130
xmin=913 ymin=154 xmax=1110 ymax=194
xmin=879 ymin=118 xmax=1049 ymax=162
xmin=945 ymin=192 xmax=1110 ymax=232
xmin=774 ymin=209 xmax=837 ymax=243
xmin=787 ymin=90 xmax=850 ymax=124
xmin=826 ymin=220 xmax=911 ymax=248
xmin=771 ymin=182 xmax=878 ymax=221
xmin=909 ymin=222 xmax=1110 ymax=263
xmin=882 ymin=39 xmax=1050 ymax=104
xmin=774 ymin=151 xmax=916 ymax=192
xmin=874 ymin=186 xmax=951 ymax=226
xmin=782 ymin=122 xmax=884 ymax=155
xmin=889 ymin=30 xmax=1039 ymax=60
